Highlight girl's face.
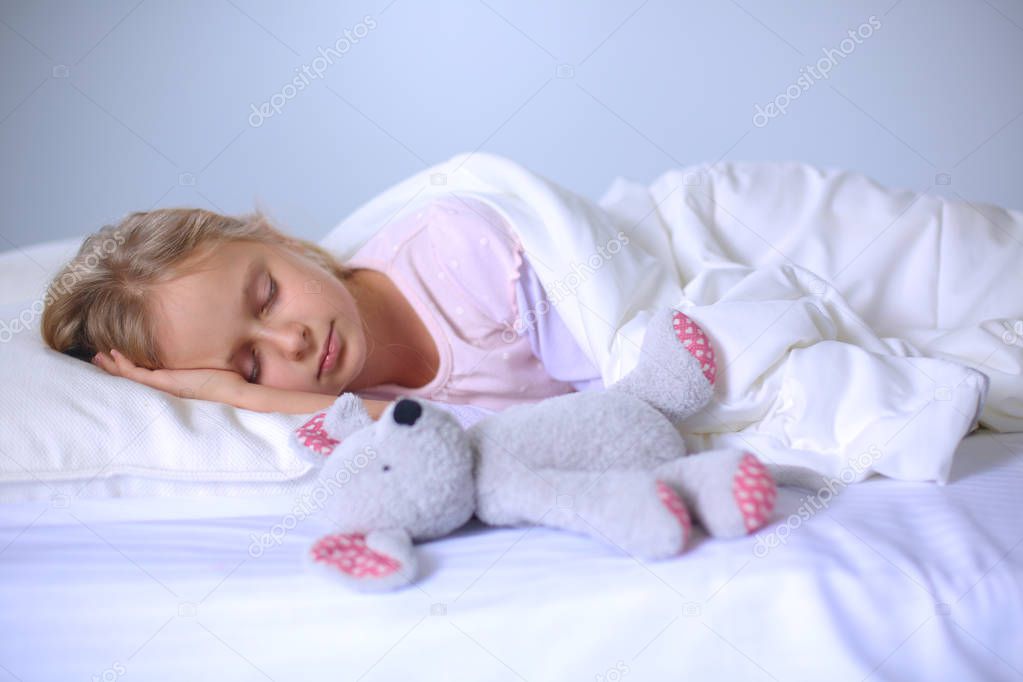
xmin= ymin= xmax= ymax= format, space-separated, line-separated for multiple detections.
xmin=150 ymin=240 xmax=367 ymax=395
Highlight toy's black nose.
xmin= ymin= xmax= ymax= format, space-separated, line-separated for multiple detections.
xmin=392 ymin=398 xmax=422 ymax=426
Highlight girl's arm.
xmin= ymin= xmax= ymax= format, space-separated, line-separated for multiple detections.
xmin=93 ymin=349 xmax=486 ymax=424
xmin=92 ymin=349 xmax=388 ymax=419
xmin=238 ymin=383 xmax=389 ymax=419
xmin=242 ymin=386 xmax=495 ymax=429
xmin=242 ymin=385 xmax=497 ymax=428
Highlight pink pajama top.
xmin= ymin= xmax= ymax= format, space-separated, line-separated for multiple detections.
xmin=345 ymin=194 xmax=602 ymax=418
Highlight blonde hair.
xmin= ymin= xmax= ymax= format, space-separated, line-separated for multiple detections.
xmin=41 ymin=207 xmax=355 ymax=369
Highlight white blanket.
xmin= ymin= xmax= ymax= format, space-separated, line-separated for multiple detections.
xmin=322 ymin=154 xmax=1023 ymax=484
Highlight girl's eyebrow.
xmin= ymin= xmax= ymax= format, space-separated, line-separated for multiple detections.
xmin=223 ymin=256 xmax=264 ymax=369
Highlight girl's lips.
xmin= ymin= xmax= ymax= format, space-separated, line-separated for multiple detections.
xmin=318 ymin=323 xmax=339 ymax=379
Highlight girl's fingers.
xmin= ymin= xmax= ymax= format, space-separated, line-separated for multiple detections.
xmin=97 ymin=349 xmax=143 ymax=384
xmin=92 ymin=350 xmax=222 ymax=401
xmin=106 ymin=349 xmax=126 ymax=374
xmin=92 ymin=351 xmax=114 ymax=373
xmin=109 ymin=349 xmax=140 ymax=376
xmin=107 ymin=351 xmax=178 ymax=394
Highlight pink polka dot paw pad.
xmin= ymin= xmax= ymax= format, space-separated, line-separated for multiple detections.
xmin=656 ymin=480 xmax=692 ymax=546
xmin=295 ymin=412 xmax=340 ymax=457
xmin=672 ymin=311 xmax=717 ymax=386
xmin=732 ymin=454 xmax=777 ymax=532
xmin=309 ymin=533 xmax=402 ymax=578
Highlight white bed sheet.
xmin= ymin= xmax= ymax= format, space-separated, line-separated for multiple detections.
xmin=1 ymin=431 xmax=1020 ymax=681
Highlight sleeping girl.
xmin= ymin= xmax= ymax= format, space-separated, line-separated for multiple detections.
xmin=38 ymin=157 xmax=1022 ymax=484
xmin=41 ymin=195 xmax=596 ymax=427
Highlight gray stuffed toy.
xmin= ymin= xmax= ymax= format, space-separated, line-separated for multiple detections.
xmin=290 ymin=305 xmax=777 ymax=592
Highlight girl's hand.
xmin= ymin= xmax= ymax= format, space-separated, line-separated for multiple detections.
xmin=92 ymin=349 xmax=250 ymax=408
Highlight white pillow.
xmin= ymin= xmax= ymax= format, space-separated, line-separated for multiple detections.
xmin=0 ymin=233 xmax=346 ymax=506
xmin=0 ymin=297 xmax=321 ymax=504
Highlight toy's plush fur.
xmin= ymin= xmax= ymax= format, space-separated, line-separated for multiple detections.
xmin=290 ymin=306 xmax=777 ymax=592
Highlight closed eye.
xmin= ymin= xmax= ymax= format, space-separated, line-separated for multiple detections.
xmin=247 ymin=274 xmax=277 ymax=383
xmin=262 ymin=276 xmax=277 ymax=316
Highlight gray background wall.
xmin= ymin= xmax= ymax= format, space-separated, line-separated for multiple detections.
xmin=1 ymin=0 xmax=1020 ymax=250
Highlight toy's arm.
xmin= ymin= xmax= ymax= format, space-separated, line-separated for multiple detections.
xmin=304 ymin=528 xmax=417 ymax=592
xmin=610 ymin=306 xmax=718 ymax=424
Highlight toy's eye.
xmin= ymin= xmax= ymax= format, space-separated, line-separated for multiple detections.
xmin=381 ymin=465 xmax=391 ymax=472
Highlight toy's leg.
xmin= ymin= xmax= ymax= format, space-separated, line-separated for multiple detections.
xmin=476 ymin=467 xmax=691 ymax=559
xmin=653 ymin=449 xmax=776 ymax=538
xmin=610 ymin=307 xmax=718 ymax=425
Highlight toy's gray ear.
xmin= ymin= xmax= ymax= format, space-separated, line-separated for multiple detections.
xmin=304 ymin=528 xmax=418 ymax=592
xmin=290 ymin=393 xmax=374 ymax=466
xmin=322 ymin=392 xmax=374 ymax=437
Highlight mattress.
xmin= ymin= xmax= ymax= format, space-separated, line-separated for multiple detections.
xmin=1 ymin=430 xmax=1020 ymax=681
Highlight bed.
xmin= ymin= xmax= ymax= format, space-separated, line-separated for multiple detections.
xmin=3 ymin=159 xmax=1022 ymax=680
xmin=1 ymin=430 xmax=1020 ymax=680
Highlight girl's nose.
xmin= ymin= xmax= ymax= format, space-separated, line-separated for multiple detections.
xmin=263 ymin=321 xmax=312 ymax=360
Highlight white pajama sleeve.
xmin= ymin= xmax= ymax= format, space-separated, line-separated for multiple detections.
xmin=513 ymin=253 xmax=605 ymax=392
